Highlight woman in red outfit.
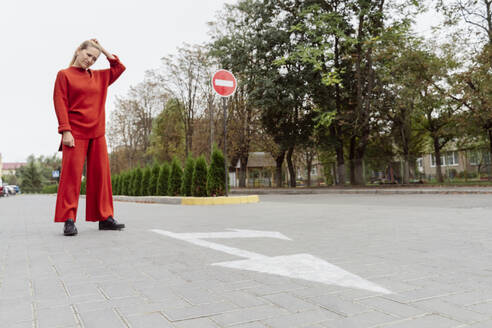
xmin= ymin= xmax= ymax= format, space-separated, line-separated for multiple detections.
xmin=53 ymin=39 xmax=125 ymax=236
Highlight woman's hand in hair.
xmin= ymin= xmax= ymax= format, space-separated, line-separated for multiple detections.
xmin=90 ymin=38 xmax=115 ymax=60
xmin=62 ymin=131 xmax=75 ymax=148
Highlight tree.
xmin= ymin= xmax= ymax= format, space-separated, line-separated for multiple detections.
xmin=160 ymin=44 xmax=209 ymax=157
xmin=3 ymin=174 xmax=18 ymax=185
xmin=412 ymin=48 xmax=458 ymax=183
xmin=37 ymin=154 xmax=62 ymax=185
xmin=168 ymin=157 xmax=183 ymax=196
xmin=376 ymin=34 xmax=432 ymax=183
xmin=148 ymin=98 xmax=186 ymax=164
xmin=209 ymin=4 xmax=264 ymax=187
xmin=17 ymin=156 xmax=43 ymax=193
xmin=280 ymin=0 xmax=423 ymax=185
xmin=437 ymin=1 xmax=492 ymax=169
xmin=181 ymin=156 xmax=195 ymax=196
xmin=107 ymin=72 xmax=166 ymax=172
xmin=207 ymin=147 xmax=226 ymax=196
xmin=251 ymin=0 xmax=316 ymax=188
xmin=437 ymin=0 xmax=492 ymax=46
xmin=192 ymin=156 xmax=208 ymax=196
xmin=299 ymin=137 xmax=318 ymax=187
xmin=157 ymin=163 xmax=171 ymax=196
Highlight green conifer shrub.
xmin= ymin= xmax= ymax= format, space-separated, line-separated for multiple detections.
xmin=192 ymin=156 xmax=208 ymax=197
xmin=112 ymin=175 xmax=119 ymax=195
xmin=127 ymin=169 xmax=136 ymax=196
xmin=80 ymin=179 xmax=86 ymax=195
xmin=181 ymin=156 xmax=195 ymax=196
xmin=168 ymin=157 xmax=183 ymax=196
xmin=141 ymin=167 xmax=152 ymax=196
xmin=149 ymin=163 xmax=160 ymax=196
xmin=133 ymin=168 xmax=143 ymax=196
xmin=156 ymin=163 xmax=171 ymax=196
xmin=124 ymin=172 xmax=132 ymax=195
xmin=120 ymin=172 xmax=127 ymax=195
xmin=207 ymin=148 xmax=226 ymax=196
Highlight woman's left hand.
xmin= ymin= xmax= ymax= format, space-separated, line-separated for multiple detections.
xmin=90 ymin=38 xmax=115 ymax=60
xmin=90 ymin=38 xmax=102 ymax=49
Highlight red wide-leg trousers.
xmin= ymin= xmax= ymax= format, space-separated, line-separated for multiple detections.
xmin=54 ymin=136 xmax=114 ymax=222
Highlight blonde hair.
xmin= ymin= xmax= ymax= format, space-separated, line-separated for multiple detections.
xmin=69 ymin=40 xmax=101 ymax=66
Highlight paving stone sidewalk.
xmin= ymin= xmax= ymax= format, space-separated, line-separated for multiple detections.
xmin=2 ymin=193 xmax=492 ymax=327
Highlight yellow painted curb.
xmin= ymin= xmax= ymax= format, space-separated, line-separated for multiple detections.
xmin=181 ymin=195 xmax=259 ymax=205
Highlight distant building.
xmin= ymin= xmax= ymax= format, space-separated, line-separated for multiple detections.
xmin=2 ymin=162 xmax=27 ymax=176
xmin=233 ymin=152 xmax=326 ymax=187
xmin=418 ymin=148 xmax=492 ymax=180
xmin=233 ymin=152 xmax=276 ymax=187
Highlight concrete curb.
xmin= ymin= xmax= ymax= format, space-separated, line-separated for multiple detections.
xmin=112 ymin=195 xmax=260 ymax=205
xmin=229 ymin=188 xmax=492 ymax=195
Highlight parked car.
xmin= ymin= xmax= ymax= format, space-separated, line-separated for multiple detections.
xmin=0 ymin=185 xmax=6 ymax=197
xmin=7 ymin=185 xmax=18 ymax=195
xmin=3 ymin=185 xmax=14 ymax=196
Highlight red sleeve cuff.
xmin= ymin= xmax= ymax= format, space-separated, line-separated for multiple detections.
xmin=58 ymin=125 xmax=72 ymax=134
xmin=108 ymin=55 xmax=120 ymax=65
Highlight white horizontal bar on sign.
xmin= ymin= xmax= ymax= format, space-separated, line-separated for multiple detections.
xmin=215 ymin=79 xmax=234 ymax=87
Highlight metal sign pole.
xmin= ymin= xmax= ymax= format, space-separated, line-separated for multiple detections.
xmin=223 ymin=97 xmax=228 ymax=196
xmin=209 ymin=97 xmax=214 ymax=158
xmin=211 ymin=69 xmax=236 ymax=197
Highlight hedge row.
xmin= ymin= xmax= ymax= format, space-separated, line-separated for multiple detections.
xmin=111 ymin=149 xmax=226 ymax=197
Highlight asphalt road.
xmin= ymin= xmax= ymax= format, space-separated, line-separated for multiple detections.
xmin=1 ymin=194 xmax=492 ymax=327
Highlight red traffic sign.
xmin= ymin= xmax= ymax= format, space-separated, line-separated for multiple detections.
xmin=212 ymin=69 xmax=237 ymax=97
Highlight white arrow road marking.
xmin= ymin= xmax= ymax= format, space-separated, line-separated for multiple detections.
xmin=213 ymin=254 xmax=391 ymax=294
xmin=152 ymin=229 xmax=291 ymax=241
xmin=150 ymin=229 xmax=391 ymax=294
xmin=215 ymin=79 xmax=234 ymax=87
xmin=151 ymin=229 xmax=268 ymax=259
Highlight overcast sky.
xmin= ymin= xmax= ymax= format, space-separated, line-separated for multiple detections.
xmin=0 ymin=0 xmax=439 ymax=163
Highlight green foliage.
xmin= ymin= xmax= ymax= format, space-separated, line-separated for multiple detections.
xmin=80 ymin=179 xmax=86 ymax=195
xmin=181 ymin=156 xmax=195 ymax=196
xmin=148 ymin=98 xmax=186 ymax=164
xmin=126 ymin=169 xmax=135 ymax=196
xmin=192 ymin=156 xmax=208 ymax=197
xmin=168 ymin=157 xmax=183 ymax=196
xmin=124 ymin=172 xmax=132 ymax=195
xmin=207 ymin=148 xmax=226 ymax=196
xmin=141 ymin=167 xmax=152 ymax=196
xmin=156 ymin=163 xmax=171 ymax=196
xmin=119 ymin=172 xmax=127 ymax=195
xmin=149 ymin=163 xmax=160 ymax=196
xmin=313 ymin=108 xmax=336 ymax=130
xmin=18 ymin=158 xmax=43 ymax=193
xmin=111 ymin=175 xmax=117 ymax=195
xmin=132 ymin=168 xmax=143 ymax=196
xmin=3 ymin=174 xmax=18 ymax=185
xmin=115 ymin=175 xmax=121 ymax=195
xmin=40 ymin=184 xmax=58 ymax=194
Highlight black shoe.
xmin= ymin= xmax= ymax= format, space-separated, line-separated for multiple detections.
xmin=64 ymin=219 xmax=78 ymax=236
xmin=99 ymin=217 xmax=125 ymax=230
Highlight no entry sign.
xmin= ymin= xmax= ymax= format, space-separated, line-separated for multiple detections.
xmin=212 ymin=69 xmax=237 ymax=97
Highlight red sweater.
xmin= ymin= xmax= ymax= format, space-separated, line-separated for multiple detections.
xmin=53 ymin=55 xmax=126 ymax=139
